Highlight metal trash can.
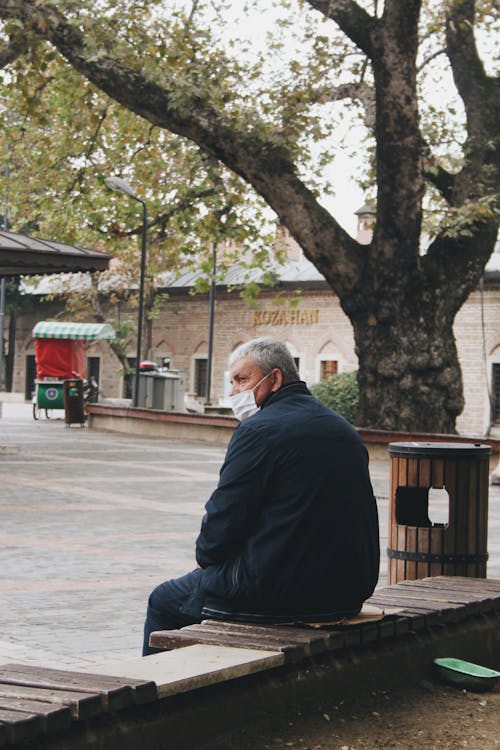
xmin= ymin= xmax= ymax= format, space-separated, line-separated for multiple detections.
xmin=134 ymin=370 xmax=185 ymax=411
xmin=136 ymin=372 xmax=154 ymax=408
xmin=152 ymin=371 xmax=185 ymax=411
xmin=63 ymin=379 xmax=85 ymax=426
xmin=387 ymin=442 xmax=491 ymax=584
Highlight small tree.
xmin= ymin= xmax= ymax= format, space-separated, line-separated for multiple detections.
xmin=310 ymin=372 xmax=360 ymax=424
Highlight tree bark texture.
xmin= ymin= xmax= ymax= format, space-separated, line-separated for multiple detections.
xmin=350 ymin=293 xmax=464 ymax=433
xmin=0 ymin=0 xmax=497 ymax=432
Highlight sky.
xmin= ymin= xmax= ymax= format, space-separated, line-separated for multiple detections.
xmin=216 ymin=0 xmax=368 ymax=236
xmin=317 ymin=154 xmax=366 ymax=237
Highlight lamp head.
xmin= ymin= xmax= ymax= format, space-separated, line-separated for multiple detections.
xmin=105 ymin=176 xmax=138 ymax=200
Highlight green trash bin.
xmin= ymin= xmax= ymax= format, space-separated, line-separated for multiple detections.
xmin=36 ymin=380 xmax=65 ymax=409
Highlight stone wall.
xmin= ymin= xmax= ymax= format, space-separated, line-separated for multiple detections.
xmin=152 ymin=286 xmax=357 ymax=403
xmin=454 ymin=281 xmax=500 ymax=435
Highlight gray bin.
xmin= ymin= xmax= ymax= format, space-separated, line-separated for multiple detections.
xmin=135 ymin=370 xmax=185 ymax=411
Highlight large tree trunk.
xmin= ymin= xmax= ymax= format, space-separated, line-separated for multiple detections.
xmin=353 ymin=313 xmax=462 ymax=433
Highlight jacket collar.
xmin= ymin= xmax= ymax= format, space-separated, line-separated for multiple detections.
xmin=261 ymin=380 xmax=309 ymax=410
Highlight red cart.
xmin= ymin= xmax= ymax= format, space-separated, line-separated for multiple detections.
xmin=32 ymin=321 xmax=115 ymax=421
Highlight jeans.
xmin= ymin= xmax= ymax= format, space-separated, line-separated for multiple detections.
xmin=142 ymin=569 xmax=204 ymax=655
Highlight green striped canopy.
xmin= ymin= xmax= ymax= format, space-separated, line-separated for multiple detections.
xmin=33 ymin=321 xmax=116 ymax=341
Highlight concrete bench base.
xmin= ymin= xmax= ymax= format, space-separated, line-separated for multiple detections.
xmin=1 ymin=577 xmax=499 ymax=749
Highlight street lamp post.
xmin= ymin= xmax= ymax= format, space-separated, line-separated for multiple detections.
xmin=205 ymin=240 xmax=217 ymax=405
xmin=105 ymin=176 xmax=147 ymax=408
xmin=0 ymin=142 xmax=11 ymax=392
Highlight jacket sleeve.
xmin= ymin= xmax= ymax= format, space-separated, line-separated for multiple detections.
xmin=195 ymin=423 xmax=270 ymax=567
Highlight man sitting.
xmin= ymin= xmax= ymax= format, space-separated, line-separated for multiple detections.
xmin=143 ymin=337 xmax=379 ymax=654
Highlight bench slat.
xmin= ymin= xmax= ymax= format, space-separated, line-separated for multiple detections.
xmin=0 ymin=697 xmax=71 ymax=734
xmin=0 ymin=678 xmax=102 ymax=721
xmin=0 ymin=682 xmax=102 ymax=721
xmin=397 ymin=579 xmax=500 ymax=606
xmin=401 ymin=576 xmax=500 ymax=593
xmin=392 ymin=586 xmax=492 ymax=603
xmin=368 ymin=590 xmax=468 ymax=611
xmin=0 ymin=665 xmax=157 ymax=710
xmin=397 ymin=578 xmax=500 ymax=596
xmin=368 ymin=588 xmax=472 ymax=614
xmin=150 ymin=628 xmax=307 ymax=661
xmin=198 ymin=621 xmax=331 ymax=655
xmin=366 ymin=596 xmax=465 ymax=627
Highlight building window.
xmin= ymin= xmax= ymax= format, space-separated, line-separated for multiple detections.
xmin=25 ymin=355 xmax=37 ymax=400
xmin=320 ymin=360 xmax=338 ymax=379
xmin=195 ymin=358 xmax=208 ymax=398
xmin=493 ymin=363 xmax=500 ymax=425
xmin=86 ymin=357 xmax=100 ymax=402
xmin=87 ymin=356 xmax=100 ymax=383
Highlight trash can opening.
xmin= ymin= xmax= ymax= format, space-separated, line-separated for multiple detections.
xmin=395 ymin=486 xmax=431 ymax=527
xmin=428 ymin=487 xmax=450 ymax=527
xmin=395 ymin=486 xmax=450 ymax=528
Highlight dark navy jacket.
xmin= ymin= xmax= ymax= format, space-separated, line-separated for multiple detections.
xmin=195 ymin=382 xmax=379 ymax=621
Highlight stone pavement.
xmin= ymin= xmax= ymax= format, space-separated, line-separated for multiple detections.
xmin=0 ymin=400 xmax=498 ymax=671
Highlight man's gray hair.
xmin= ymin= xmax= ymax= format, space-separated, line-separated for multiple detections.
xmin=229 ymin=337 xmax=299 ymax=383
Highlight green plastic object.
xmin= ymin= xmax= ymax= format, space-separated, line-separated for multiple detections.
xmin=434 ymin=658 xmax=500 ymax=691
xmin=36 ymin=381 xmax=65 ymax=409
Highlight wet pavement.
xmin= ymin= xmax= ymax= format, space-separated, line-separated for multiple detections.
xmin=0 ymin=400 xmax=498 ymax=669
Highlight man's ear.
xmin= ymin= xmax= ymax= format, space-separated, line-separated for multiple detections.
xmin=271 ymin=368 xmax=283 ymax=392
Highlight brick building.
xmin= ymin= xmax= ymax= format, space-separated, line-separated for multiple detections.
xmin=10 ymin=213 xmax=500 ymax=437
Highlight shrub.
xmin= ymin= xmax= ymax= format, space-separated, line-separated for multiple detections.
xmin=310 ymin=371 xmax=359 ymax=423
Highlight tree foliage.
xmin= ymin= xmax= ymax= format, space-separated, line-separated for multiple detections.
xmin=0 ymin=0 xmax=497 ymax=431
xmin=0 ymin=7 xmax=278 ymax=285
xmin=310 ymin=371 xmax=360 ymax=423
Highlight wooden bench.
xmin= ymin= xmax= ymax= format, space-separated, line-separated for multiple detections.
xmin=0 ymin=576 xmax=499 ymax=748
xmin=0 ymin=666 xmax=157 ymax=747
xmin=149 ymin=575 xmax=500 ymax=661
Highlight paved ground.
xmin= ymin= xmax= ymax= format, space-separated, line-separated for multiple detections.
xmin=0 ymin=401 xmax=498 ymax=670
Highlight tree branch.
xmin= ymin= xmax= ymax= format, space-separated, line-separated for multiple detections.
xmin=445 ymin=0 xmax=488 ymax=112
xmin=0 ymin=0 xmax=364 ymax=292
xmin=370 ymin=0 xmax=423 ymax=257
xmin=445 ymin=0 xmax=500 ymax=203
xmin=66 ymin=107 xmax=108 ymax=195
xmin=421 ymin=140 xmax=455 ymax=203
xmin=305 ymin=0 xmax=378 ymax=58
xmin=312 ymin=81 xmax=375 ymax=130
xmin=422 ymin=215 xmax=498 ymax=314
xmin=0 ymin=34 xmax=26 ymax=68
xmin=417 ymin=47 xmax=446 ymax=74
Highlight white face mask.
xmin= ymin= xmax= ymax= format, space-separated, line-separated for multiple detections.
xmin=229 ymin=371 xmax=272 ymax=421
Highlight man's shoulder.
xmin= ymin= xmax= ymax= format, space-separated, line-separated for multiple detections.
xmin=265 ymin=385 xmax=362 ymax=440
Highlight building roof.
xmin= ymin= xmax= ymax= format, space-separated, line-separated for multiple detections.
xmin=354 ymin=204 xmax=376 ymax=216
xmin=22 ymin=255 xmax=327 ymax=296
xmin=0 ymin=231 xmax=111 ymax=277
xmin=155 ymin=256 xmax=326 ymax=291
xmin=21 ymin=234 xmax=500 ymax=295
